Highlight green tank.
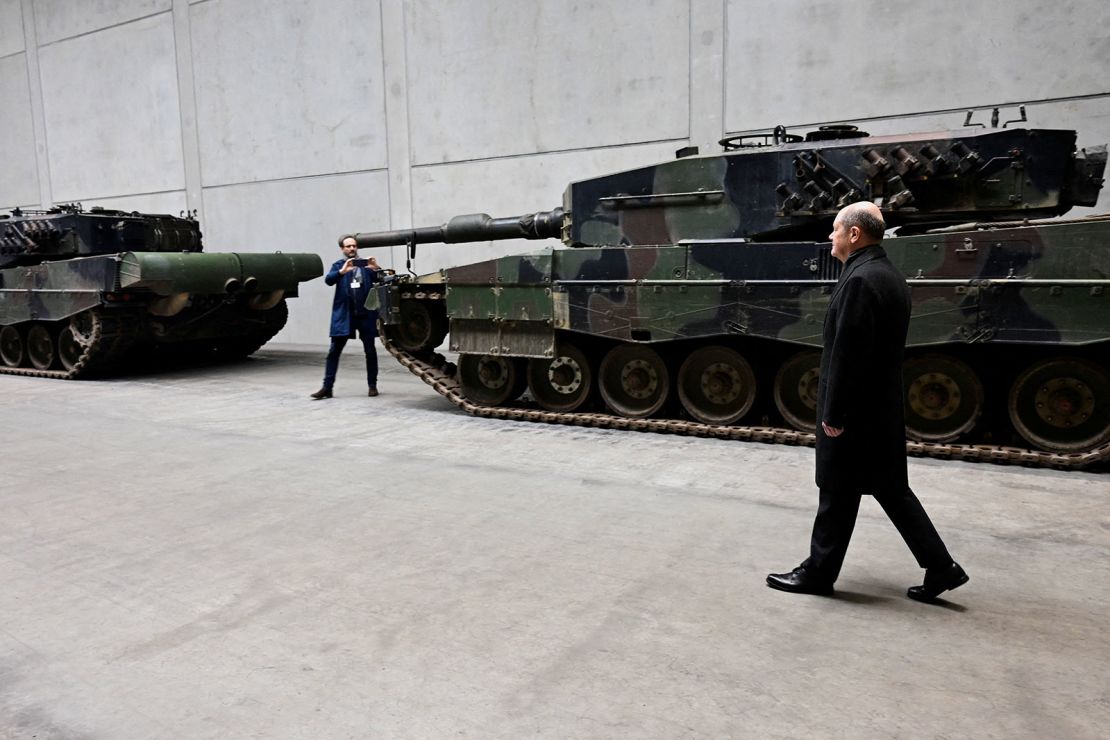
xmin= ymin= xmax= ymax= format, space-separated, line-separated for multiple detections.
xmin=0 ymin=205 xmax=322 ymax=377
xmin=355 ymin=121 xmax=1109 ymax=468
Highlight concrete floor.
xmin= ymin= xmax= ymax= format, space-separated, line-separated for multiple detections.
xmin=1 ymin=345 xmax=1108 ymax=739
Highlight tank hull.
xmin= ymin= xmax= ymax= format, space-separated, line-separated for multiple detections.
xmin=376 ymin=216 xmax=1110 ymax=463
xmin=0 ymin=250 xmax=322 ymax=377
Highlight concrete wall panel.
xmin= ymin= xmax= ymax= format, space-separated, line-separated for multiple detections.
xmin=201 ymin=170 xmax=392 ymax=344
xmin=38 ymin=13 xmax=184 ymax=202
xmin=409 ymin=140 xmax=684 ymax=270
xmin=190 ymin=0 xmax=388 ymax=187
xmin=406 ymin=0 xmax=690 ymax=165
xmin=0 ymin=53 xmax=40 ymax=208
xmin=0 ymin=0 xmax=24 ymax=57
xmin=724 ymin=0 xmax=1110 ymax=132
xmin=32 ymin=0 xmax=170 ymax=45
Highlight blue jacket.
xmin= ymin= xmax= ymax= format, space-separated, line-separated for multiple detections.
xmin=325 ymin=258 xmax=379 ymax=338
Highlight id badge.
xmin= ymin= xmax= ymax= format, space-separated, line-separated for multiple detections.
xmin=351 ymin=278 xmax=361 ymax=289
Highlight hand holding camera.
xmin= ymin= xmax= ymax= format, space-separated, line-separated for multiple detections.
xmin=341 ymin=255 xmax=381 ymax=273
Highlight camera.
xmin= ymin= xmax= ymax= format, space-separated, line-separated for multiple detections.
xmin=350 ymin=258 xmax=369 ymax=267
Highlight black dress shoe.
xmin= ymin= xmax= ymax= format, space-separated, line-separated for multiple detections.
xmin=907 ymin=562 xmax=968 ymax=602
xmin=310 ymin=387 xmax=333 ymax=400
xmin=367 ymin=386 xmax=379 ymax=397
xmin=766 ymin=566 xmax=834 ymax=596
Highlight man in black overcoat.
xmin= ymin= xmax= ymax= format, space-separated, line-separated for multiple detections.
xmin=766 ymin=202 xmax=968 ymax=602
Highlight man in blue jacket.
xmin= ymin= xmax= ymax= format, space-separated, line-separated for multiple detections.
xmin=310 ymin=235 xmax=382 ymax=399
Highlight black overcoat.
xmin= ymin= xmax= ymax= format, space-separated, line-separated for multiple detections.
xmin=815 ymin=245 xmax=910 ymax=492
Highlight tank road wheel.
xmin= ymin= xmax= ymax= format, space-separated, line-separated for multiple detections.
xmin=69 ymin=310 xmax=97 ymax=343
xmin=527 ymin=342 xmax=593 ymax=412
xmin=458 ymin=354 xmax=526 ymax=406
xmin=0 ymin=325 xmax=25 ymax=367
xmin=57 ymin=311 xmax=98 ymax=372
xmin=902 ymin=354 xmax=984 ymax=443
xmin=677 ymin=345 xmax=756 ymax=425
xmin=599 ymin=344 xmax=669 ymax=418
xmin=774 ymin=351 xmax=822 ymax=433
xmin=57 ymin=326 xmax=85 ymax=371
xmin=26 ymin=324 xmax=57 ymax=370
xmin=1008 ymin=358 xmax=1110 ymax=453
xmin=388 ymin=301 xmax=448 ymax=355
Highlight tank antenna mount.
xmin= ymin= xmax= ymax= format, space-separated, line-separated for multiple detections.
xmin=965 ymin=106 xmax=1027 ymax=129
xmin=1002 ymin=105 xmax=1028 ymax=128
xmin=963 ymin=110 xmax=986 ymax=128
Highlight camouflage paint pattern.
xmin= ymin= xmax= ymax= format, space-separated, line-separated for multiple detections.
xmin=0 ymin=255 xmax=116 ymax=324
xmin=428 ymin=215 xmax=1109 ymax=357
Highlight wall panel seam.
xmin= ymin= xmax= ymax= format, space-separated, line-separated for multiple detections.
xmin=20 ymin=0 xmax=49 ymax=207
xmin=34 ymin=9 xmax=171 ymax=49
xmin=172 ymin=0 xmax=204 ymax=219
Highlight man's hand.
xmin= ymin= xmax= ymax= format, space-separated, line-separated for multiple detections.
xmin=366 ymin=256 xmax=380 ymax=270
xmin=822 ymin=421 xmax=844 ymax=438
xmin=339 ymin=257 xmax=356 ymax=275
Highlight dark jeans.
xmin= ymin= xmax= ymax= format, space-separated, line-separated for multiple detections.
xmin=802 ymin=486 xmax=953 ymax=583
xmin=323 ymin=331 xmax=377 ymax=389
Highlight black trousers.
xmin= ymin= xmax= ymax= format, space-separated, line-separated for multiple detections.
xmin=802 ymin=486 xmax=952 ymax=582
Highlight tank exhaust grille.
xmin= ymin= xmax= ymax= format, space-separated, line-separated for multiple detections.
xmin=816 ymin=248 xmax=842 ymax=281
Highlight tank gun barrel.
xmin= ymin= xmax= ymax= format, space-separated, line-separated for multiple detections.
xmin=353 ymin=208 xmax=564 ymax=249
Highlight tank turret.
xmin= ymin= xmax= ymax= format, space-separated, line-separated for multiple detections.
xmin=0 ymin=204 xmax=202 ymax=269
xmin=352 ymin=125 xmax=1107 ymax=254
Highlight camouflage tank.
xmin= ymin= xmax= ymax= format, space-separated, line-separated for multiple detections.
xmin=354 ymin=121 xmax=1109 ymax=468
xmin=0 ymin=205 xmax=321 ymax=378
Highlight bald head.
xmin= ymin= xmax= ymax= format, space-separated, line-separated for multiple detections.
xmin=836 ymin=201 xmax=885 ymax=242
xmin=828 ymin=201 xmax=886 ymax=263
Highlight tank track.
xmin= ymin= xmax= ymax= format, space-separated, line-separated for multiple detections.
xmin=0 ymin=308 xmax=141 ymax=380
xmin=380 ymin=333 xmax=1110 ymax=471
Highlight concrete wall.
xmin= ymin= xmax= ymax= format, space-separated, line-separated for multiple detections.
xmin=2 ymin=0 xmax=1108 ymax=344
